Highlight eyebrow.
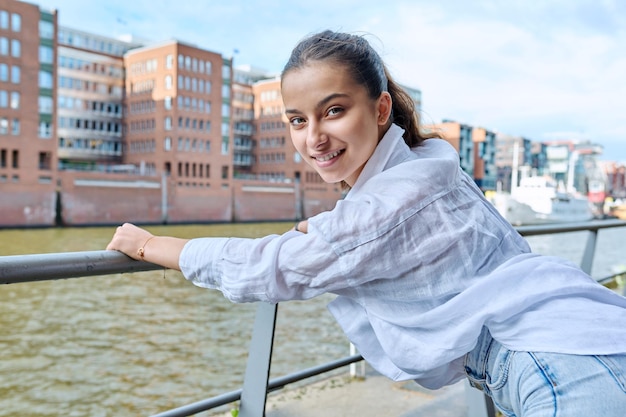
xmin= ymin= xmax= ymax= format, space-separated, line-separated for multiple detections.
xmin=284 ymin=93 xmax=349 ymax=115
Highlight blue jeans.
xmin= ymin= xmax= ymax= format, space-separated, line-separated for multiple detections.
xmin=464 ymin=328 xmax=626 ymax=416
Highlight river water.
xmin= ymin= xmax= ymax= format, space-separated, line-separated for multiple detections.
xmin=1 ymin=222 xmax=625 ymax=416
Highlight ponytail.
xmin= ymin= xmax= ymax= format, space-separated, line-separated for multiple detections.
xmin=385 ymin=68 xmax=441 ymax=147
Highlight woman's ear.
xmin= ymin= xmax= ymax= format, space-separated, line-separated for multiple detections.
xmin=377 ymin=92 xmax=392 ymax=125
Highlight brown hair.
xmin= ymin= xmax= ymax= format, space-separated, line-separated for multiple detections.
xmin=281 ymin=30 xmax=439 ymax=148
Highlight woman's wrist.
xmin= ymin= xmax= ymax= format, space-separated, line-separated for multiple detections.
xmin=137 ymin=235 xmax=156 ymax=260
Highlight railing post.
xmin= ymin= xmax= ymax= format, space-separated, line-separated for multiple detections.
xmin=238 ymin=302 xmax=278 ymax=417
xmin=464 ymin=381 xmax=496 ymax=417
xmin=580 ymin=229 xmax=598 ymax=275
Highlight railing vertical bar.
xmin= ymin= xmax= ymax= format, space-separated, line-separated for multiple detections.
xmin=465 ymin=380 xmax=496 ymax=417
xmin=580 ymin=229 xmax=598 ymax=275
xmin=238 ymin=302 xmax=278 ymax=417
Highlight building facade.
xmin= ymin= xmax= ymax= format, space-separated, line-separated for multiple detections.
xmin=56 ymin=26 xmax=140 ymax=170
xmin=0 ymin=1 xmax=58 ymax=226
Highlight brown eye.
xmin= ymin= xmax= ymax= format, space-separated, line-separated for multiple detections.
xmin=327 ymin=107 xmax=344 ymax=116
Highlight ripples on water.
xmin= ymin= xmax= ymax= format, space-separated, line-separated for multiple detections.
xmin=1 ymin=223 xmax=625 ymax=416
xmin=0 ymin=223 xmax=345 ymax=416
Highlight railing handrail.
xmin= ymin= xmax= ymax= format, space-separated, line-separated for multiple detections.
xmin=3 ymin=219 xmax=625 ymax=286
xmin=2 ymin=219 xmax=626 ymax=417
xmin=515 ymin=218 xmax=626 ymax=236
xmin=0 ymin=250 xmax=162 ymax=284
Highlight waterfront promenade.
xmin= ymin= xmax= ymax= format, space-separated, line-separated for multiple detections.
xmin=213 ymin=364 xmax=472 ymax=417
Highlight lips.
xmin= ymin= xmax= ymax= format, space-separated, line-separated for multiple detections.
xmin=313 ymin=149 xmax=344 ymax=162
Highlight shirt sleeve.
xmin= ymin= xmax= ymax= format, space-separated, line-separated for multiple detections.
xmin=179 ymin=230 xmax=349 ymax=303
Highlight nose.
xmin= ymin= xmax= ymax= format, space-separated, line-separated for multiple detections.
xmin=306 ymin=121 xmax=328 ymax=149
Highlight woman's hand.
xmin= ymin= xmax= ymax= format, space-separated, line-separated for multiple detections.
xmin=106 ymin=223 xmax=154 ymax=261
xmin=106 ymin=223 xmax=187 ymax=270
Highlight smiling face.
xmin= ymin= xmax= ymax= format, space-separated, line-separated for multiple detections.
xmin=282 ymin=61 xmax=392 ymax=187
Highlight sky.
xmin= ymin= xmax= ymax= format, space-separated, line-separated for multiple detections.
xmin=34 ymin=0 xmax=626 ymax=162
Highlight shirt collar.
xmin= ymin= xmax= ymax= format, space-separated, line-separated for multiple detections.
xmin=349 ymin=123 xmax=411 ymax=195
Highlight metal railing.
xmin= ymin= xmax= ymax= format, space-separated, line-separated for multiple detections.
xmin=1 ymin=219 xmax=625 ymax=417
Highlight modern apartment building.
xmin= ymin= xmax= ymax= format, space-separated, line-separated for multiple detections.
xmin=56 ymin=26 xmax=141 ymax=170
xmin=232 ymin=65 xmax=271 ymax=178
xmin=0 ymin=1 xmax=58 ymax=226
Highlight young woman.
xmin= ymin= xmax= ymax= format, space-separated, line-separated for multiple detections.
xmin=107 ymin=30 xmax=626 ymax=416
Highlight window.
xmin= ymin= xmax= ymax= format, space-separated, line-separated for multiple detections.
xmin=10 ymin=65 xmax=19 ymax=83
xmin=39 ymin=45 xmax=53 ymax=64
xmin=164 ymin=75 xmax=172 ymax=89
xmin=38 ymin=121 xmax=52 ymax=138
xmin=164 ymin=116 xmax=172 ymax=130
xmin=222 ymin=64 xmax=230 ymax=80
xmin=38 ymin=96 xmax=53 ymax=113
xmin=205 ymin=81 xmax=211 ymax=94
xmin=39 ymin=71 xmax=53 ymax=89
xmin=10 ymin=39 xmax=20 ymax=58
xmin=166 ymin=54 xmax=173 ymax=69
xmin=222 ymin=103 xmax=230 ymax=117
xmin=222 ymin=84 xmax=230 ymax=99
xmin=0 ymin=11 xmax=7 ymax=29
xmin=11 ymin=13 xmax=21 ymax=32
xmin=164 ymin=136 xmax=171 ymax=151
xmin=11 ymin=118 xmax=19 ymax=135
xmin=39 ymin=152 xmax=51 ymax=170
xmin=164 ymin=96 xmax=172 ymax=110
xmin=39 ymin=20 xmax=54 ymax=39
xmin=0 ymin=118 xmax=7 ymax=134
xmin=205 ymin=61 xmax=212 ymax=74
xmin=0 ymin=91 xmax=7 ymax=107
xmin=0 ymin=64 xmax=6 ymax=81
xmin=0 ymin=37 xmax=8 ymax=55
xmin=9 ymin=92 xmax=19 ymax=109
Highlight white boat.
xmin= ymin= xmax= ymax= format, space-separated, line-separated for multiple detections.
xmin=490 ymin=176 xmax=594 ymax=226
xmin=489 ymin=142 xmax=594 ymax=226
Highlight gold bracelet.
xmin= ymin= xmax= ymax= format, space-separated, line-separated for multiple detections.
xmin=137 ymin=236 xmax=155 ymax=260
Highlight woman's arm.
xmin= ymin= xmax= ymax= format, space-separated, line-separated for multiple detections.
xmin=106 ymin=223 xmax=188 ymax=270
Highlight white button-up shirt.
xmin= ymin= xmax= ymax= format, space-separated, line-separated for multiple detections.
xmin=180 ymin=124 xmax=626 ymax=389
